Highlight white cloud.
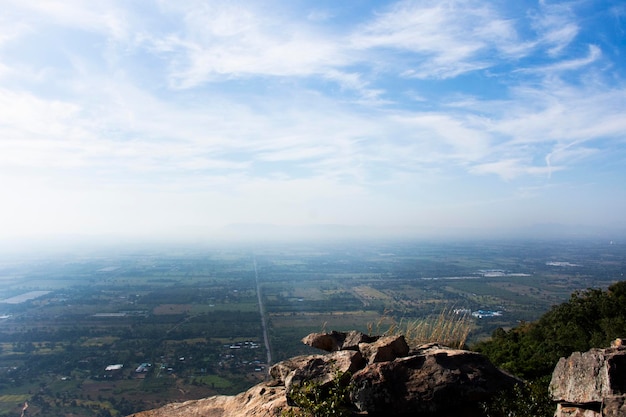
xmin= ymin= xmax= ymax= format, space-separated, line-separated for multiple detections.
xmin=459 ymin=79 xmax=626 ymax=181
xmin=531 ymin=1 xmax=579 ymax=56
xmin=3 ymin=0 xmax=130 ymax=40
xmin=350 ymin=0 xmax=522 ymax=79
xmin=143 ymin=2 xmax=348 ymax=88
xmin=519 ymin=44 xmax=602 ymax=74
xmin=0 ymin=0 xmax=625 ymax=237
xmin=470 ymin=159 xmax=557 ymax=180
xmin=0 ymin=15 xmax=31 ymax=47
xmin=493 ymin=83 xmax=626 ymax=144
xmin=390 ymin=112 xmax=491 ymax=162
xmin=138 ymin=1 xmax=539 ymax=89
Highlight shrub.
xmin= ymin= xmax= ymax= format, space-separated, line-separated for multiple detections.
xmin=480 ymin=377 xmax=554 ymax=417
xmin=474 ymin=281 xmax=626 ymax=380
xmin=282 ymin=370 xmax=353 ymax=417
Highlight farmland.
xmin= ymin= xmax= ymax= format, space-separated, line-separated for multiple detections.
xmin=0 ymin=238 xmax=624 ymax=416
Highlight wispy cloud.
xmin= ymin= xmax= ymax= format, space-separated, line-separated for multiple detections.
xmin=518 ymin=44 xmax=602 ymax=74
xmin=350 ymin=0 xmax=516 ymax=79
xmin=144 ymin=2 xmax=348 ymax=88
xmin=531 ymin=0 xmax=579 ymax=56
xmin=470 ymin=159 xmax=558 ymax=181
xmin=0 ymin=0 xmax=624 ymax=237
xmin=3 ymin=0 xmax=130 ymax=40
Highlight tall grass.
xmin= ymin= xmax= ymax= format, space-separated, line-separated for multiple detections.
xmin=369 ymin=308 xmax=473 ymax=349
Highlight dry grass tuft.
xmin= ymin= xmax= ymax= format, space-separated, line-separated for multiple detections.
xmin=370 ymin=308 xmax=473 ymax=349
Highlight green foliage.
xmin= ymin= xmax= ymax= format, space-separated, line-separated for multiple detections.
xmin=282 ymin=371 xmax=353 ymax=417
xmin=474 ymin=281 xmax=626 ymax=380
xmin=481 ymin=377 xmax=554 ymax=417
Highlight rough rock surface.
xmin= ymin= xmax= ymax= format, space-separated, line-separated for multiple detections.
xmin=301 ymin=330 xmax=378 ymax=352
xmin=550 ymin=343 xmax=626 ymax=417
xmin=553 ymin=404 xmax=602 ymax=417
xmin=351 ymin=348 xmax=519 ymax=416
xmin=126 ymin=382 xmax=288 ymax=417
xmin=550 ymin=349 xmax=611 ymax=403
xmin=301 ymin=330 xmax=345 ymax=352
xmin=283 ymin=350 xmax=364 ymax=400
xmin=128 ymin=331 xmax=519 ymax=417
xmin=603 ymin=395 xmax=626 ymax=416
xmin=358 ymin=334 xmax=409 ymax=364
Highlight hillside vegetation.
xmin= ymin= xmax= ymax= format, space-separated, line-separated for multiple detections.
xmin=474 ymin=280 xmax=626 ymax=380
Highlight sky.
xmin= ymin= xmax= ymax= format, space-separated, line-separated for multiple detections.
xmin=1 ymin=0 xmax=625 ymax=242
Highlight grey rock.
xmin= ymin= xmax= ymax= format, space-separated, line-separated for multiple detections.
xmin=603 ymin=395 xmax=626 ymax=417
xmin=301 ymin=331 xmax=345 ymax=352
xmin=549 ymin=348 xmax=626 ymax=404
xmin=129 ymin=331 xmax=523 ymax=417
xmin=350 ymin=347 xmax=519 ymax=416
xmin=553 ymin=403 xmax=602 ymax=417
xmin=269 ymin=354 xmax=318 ymax=385
xmin=284 ymin=350 xmax=364 ymax=404
xmin=550 ymin=345 xmax=626 ymax=417
xmin=301 ymin=330 xmax=378 ymax=352
xmin=341 ymin=330 xmax=379 ymax=350
xmin=550 ymin=349 xmax=610 ymax=403
xmin=358 ymin=335 xmax=409 ymax=364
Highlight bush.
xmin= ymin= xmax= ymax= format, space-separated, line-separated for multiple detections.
xmin=474 ymin=281 xmax=626 ymax=380
xmin=282 ymin=370 xmax=353 ymax=417
xmin=480 ymin=377 xmax=554 ymax=417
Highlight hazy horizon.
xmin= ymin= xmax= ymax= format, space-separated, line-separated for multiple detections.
xmin=1 ymin=222 xmax=624 ymax=258
xmin=1 ymin=1 xmax=625 ymax=242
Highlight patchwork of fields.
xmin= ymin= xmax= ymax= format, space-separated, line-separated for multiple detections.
xmin=0 ymin=239 xmax=623 ymax=416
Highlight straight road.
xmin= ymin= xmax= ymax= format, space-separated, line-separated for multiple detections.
xmin=254 ymin=256 xmax=272 ymax=366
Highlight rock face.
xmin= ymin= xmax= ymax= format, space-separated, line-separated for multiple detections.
xmin=549 ymin=342 xmax=626 ymax=417
xmin=128 ymin=331 xmax=519 ymax=417
xmin=126 ymin=382 xmax=288 ymax=417
xmin=358 ymin=334 xmax=409 ymax=364
xmin=351 ymin=348 xmax=517 ymax=416
xmin=301 ymin=330 xmax=379 ymax=352
xmin=281 ymin=350 xmax=365 ymax=404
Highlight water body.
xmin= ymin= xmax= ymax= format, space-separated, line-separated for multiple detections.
xmin=1 ymin=290 xmax=51 ymax=304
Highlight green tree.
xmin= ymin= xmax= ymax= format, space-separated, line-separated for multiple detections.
xmin=474 ymin=281 xmax=626 ymax=380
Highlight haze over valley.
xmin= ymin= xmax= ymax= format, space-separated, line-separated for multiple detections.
xmin=1 ymin=1 xmax=625 ymax=416
xmin=1 ymin=239 xmax=625 ymax=415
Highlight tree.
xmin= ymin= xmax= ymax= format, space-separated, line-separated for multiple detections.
xmin=474 ymin=281 xmax=626 ymax=380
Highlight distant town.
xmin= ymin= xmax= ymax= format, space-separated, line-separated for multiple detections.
xmin=0 ymin=239 xmax=623 ymax=416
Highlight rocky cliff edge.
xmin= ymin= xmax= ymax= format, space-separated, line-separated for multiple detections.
xmin=549 ymin=340 xmax=626 ymax=417
xmin=128 ymin=330 xmax=520 ymax=417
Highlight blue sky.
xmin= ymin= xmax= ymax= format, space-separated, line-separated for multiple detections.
xmin=1 ymin=0 xmax=625 ymax=241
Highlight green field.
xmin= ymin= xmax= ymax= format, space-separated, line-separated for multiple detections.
xmin=0 ymin=239 xmax=623 ymax=415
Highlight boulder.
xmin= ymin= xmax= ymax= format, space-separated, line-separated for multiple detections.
xmin=549 ymin=347 xmax=626 ymax=403
xmin=270 ymin=350 xmax=364 ymax=390
xmin=549 ymin=344 xmax=626 ymax=417
xmin=350 ymin=348 xmax=519 ymax=416
xmin=341 ymin=330 xmax=379 ymax=350
xmin=301 ymin=331 xmax=345 ymax=352
xmin=301 ymin=330 xmax=378 ymax=352
xmin=269 ymin=354 xmax=320 ymax=386
xmin=358 ymin=334 xmax=409 ymax=364
xmin=126 ymin=382 xmax=288 ymax=417
xmin=284 ymin=350 xmax=364 ymax=401
xmin=549 ymin=349 xmax=611 ymax=403
xmin=128 ymin=331 xmax=519 ymax=417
